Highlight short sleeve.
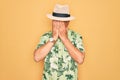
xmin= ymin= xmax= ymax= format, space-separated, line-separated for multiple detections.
xmin=75 ymin=33 xmax=85 ymax=53
xmin=35 ymin=32 xmax=51 ymax=50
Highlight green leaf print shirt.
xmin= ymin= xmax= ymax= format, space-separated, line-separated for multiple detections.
xmin=35 ymin=29 xmax=85 ymax=80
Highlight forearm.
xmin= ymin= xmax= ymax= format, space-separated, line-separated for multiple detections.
xmin=62 ymin=38 xmax=85 ymax=64
xmin=34 ymin=40 xmax=55 ymax=62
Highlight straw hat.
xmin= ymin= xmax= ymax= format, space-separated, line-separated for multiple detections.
xmin=47 ymin=4 xmax=75 ymax=21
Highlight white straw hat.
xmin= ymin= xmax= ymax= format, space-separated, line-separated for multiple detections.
xmin=47 ymin=4 xmax=75 ymax=21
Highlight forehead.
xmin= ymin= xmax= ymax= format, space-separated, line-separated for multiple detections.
xmin=52 ymin=20 xmax=69 ymax=23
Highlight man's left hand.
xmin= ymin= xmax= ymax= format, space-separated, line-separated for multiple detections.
xmin=58 ymin=21 xmax=68 ymax=41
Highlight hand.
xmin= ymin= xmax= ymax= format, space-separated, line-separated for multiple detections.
xmin=58 ymin=21 xmax=68 ymax=41
xmin=52 ymin=20 xmax=59 ymax=41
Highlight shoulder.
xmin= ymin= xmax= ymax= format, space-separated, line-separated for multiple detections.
xmin=68 ymin=29 xmax=83 ymax=39
xmin=39 ymin=31 xmax=52 ymax=42
xmin=42 ymin=31 xmax=52 ymax=37
xmin=40 ymin=31 xmax=52 ymax=38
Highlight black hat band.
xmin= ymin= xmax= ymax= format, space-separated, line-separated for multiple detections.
xmin=52 ymin=12 xmax=70 ymax=18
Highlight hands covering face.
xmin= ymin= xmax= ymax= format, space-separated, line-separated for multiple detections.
xmin=52 ymin=20 xmax=68 ymax=41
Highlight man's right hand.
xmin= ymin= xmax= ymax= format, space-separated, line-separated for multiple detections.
xmin=52 ymin=20 xmax=59 ymax=41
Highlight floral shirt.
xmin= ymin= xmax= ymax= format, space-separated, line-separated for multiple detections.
xmin=35 ymin=29 xmax=85 ymax=80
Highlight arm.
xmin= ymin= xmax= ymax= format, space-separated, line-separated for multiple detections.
xmin=34 ymin=20 xmax=59 ymax=62
xmin=34 ymin=40 xmax=55 ymax=62
xmin=61 ymin=38 xmax=85 ymax=64
xmin=58 ymin=22 xmax=85 ymax=64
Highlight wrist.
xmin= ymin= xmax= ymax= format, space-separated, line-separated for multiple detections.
xmin=49 ymin=37 xmax=56 ymax=44
xmin=61 ymin=37 xmax=69 ymax=42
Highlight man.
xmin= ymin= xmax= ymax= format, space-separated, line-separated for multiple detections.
xmin=34 ymin=4 xmax=85 ymax=80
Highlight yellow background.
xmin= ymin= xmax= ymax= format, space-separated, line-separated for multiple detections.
xmin=0 ymin=0 xmax=120 ymax=80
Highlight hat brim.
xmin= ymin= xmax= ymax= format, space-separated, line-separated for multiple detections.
xmin=46 ymin=14 xmax=75 ymax=21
